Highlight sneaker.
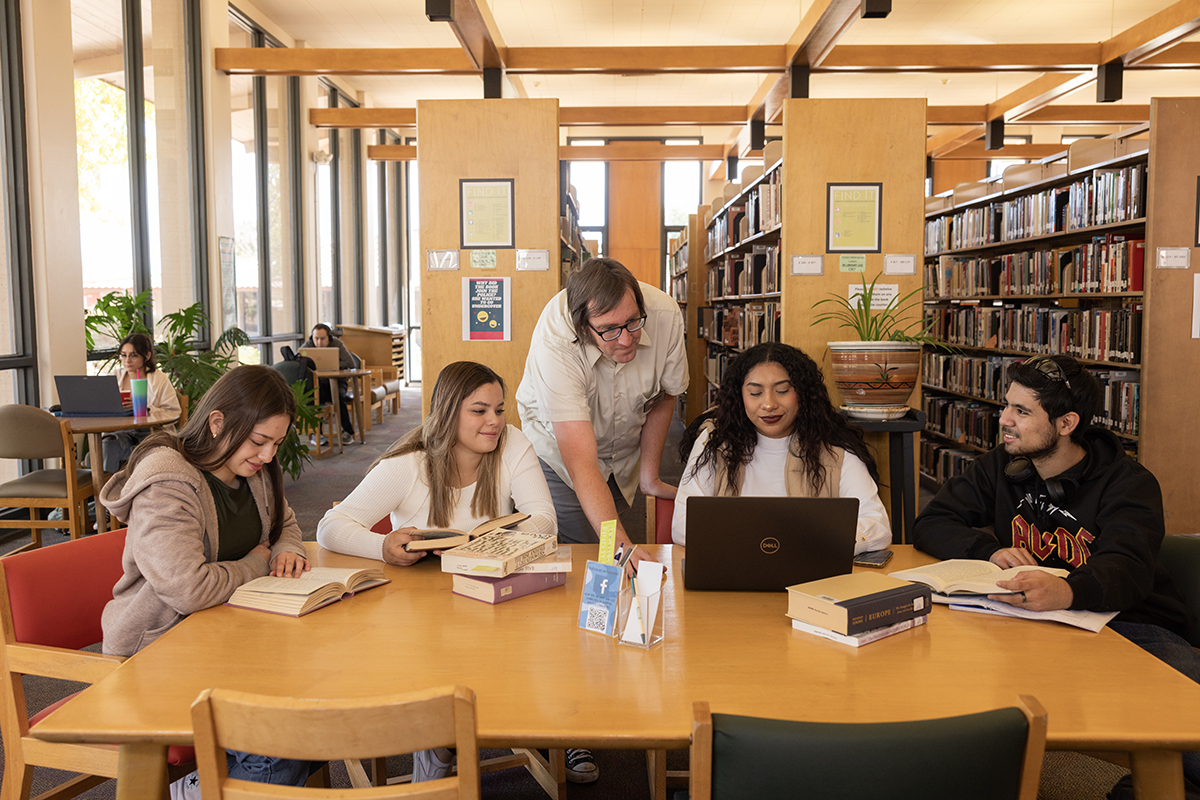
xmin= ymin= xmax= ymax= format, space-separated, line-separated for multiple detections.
xmin=169 ymin=770 xmax=201 ymax=800
xmin=341 ymin=431 xmax=355 ymax=445
xmin=413 ymin=748 xmax=455 ymax=782
xmin=308 ymin=434 xmax=329 ymax=447
xmin=565 ymin=748 xmax=598 ymax=784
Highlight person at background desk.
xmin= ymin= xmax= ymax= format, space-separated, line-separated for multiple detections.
xmin=102 ymin=332 xmax=181 ymax=473
xmin=100 ymin=365 xmax=316 ymax=792
xmin=672 ymin=342 xmax=890 ymax=553
xmin=301 ymin=323 xmax=356 ymax=445
xmin=913 ymin=354 xmax=1200 ymax=795
xmin=516 ymin=257 xmax=686 ymax=785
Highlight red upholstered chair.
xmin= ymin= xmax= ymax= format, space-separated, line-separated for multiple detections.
xmin=372 ymin=517 xmax=392 ymax=534
xmin=645 ymin=496 xmax=675 ymax=545
xmin=0 ymin=528 xmax=194 ymax=800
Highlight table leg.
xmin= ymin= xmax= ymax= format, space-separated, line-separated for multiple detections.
xmin=116 ymin=742 xmax=168 ymax=800
xmin=89 ymin=432 xmax=108 ymax=534
xmin=646 ymin=749 xmax=667 ymax=800
xmin=1130 ymin=749 xmax=1183 ymax=800
xmin=354 ymin=375 xmax=366 ymax=445
xmin=900 ymin=428 xmax=916 ymax=545
xmin=330 ymin=384 xmax=345 ymax=455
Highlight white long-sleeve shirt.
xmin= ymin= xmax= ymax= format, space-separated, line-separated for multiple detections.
xmin=316 ymin=425 xmax=556 ymax=561
xmin=672 ymin=428 xmax=891 ymax=554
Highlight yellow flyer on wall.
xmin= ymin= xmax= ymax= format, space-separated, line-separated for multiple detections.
xmin=462 ymin=276 xmax=511 ymax=341
xmin=460 ymin=178 xmax=515 ymax=249
xmin=827 ymin=183 xmax=882 ymax=253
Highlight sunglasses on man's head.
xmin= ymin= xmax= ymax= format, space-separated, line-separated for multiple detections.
xmin=1023 ymin=356 xmax=1071 ymax=390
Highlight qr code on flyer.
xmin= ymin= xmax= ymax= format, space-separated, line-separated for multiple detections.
xmin=583 ymin=604 xmax=610 ymax=634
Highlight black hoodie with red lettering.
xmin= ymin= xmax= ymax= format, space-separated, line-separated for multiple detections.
xmin=913 ymin=427 xmax=1193 ymax=637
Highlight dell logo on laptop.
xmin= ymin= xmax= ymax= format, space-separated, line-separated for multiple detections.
xmin=760 ymin=537 xmax=780 ymax=554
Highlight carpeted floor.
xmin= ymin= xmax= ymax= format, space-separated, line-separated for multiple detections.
xmin=1 ymin=387 xmax=1132 ymax=797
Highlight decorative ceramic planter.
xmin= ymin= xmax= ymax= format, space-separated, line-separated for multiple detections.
xmin=827 ymin=341 xmax=921 ymax=408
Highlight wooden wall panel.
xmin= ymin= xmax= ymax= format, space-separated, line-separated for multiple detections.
xmin=1139 ymin=97 xmax=1200 ymax=534
xmin=932 ymin=159 xmax=987 ymax=196
xmin=417 ymin=99 xmax=561 ymax=419
xmin=608 ymin=159 xmax=663 ymax=286
xmin=684 ymin=210 xmax=709 ymax=425
xmin=780 ymin=98 xmax=927 ymax=519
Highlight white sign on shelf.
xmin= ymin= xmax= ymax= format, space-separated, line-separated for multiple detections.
xmin=1157 ymin=247 xmax=1191 ymax=269
xmin=884 ymin=254 xmax=917 ymax=275
xmin=849 ymin=283 xmax=899 ymax=311
xmin=791 ymin=255 xmax=823 ymax=276
xmin=516 ymin=249 xmax=551 ymax=271
xmin=427 ymin=249 xmax=460 ymax=271
xmin=1193 ymin=274 xmax=1200 ymax=339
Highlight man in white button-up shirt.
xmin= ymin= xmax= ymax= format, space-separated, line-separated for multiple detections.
xmin=517 ymin=258 xmax=689 ymax=561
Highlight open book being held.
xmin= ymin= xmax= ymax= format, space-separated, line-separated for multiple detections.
xmin=226 ymin=566 xmax=389 ymax=617
xmin=889 ymin=559 xmax=1069 ymax=597
xmin=403 ymin=512 xmax=530 ymax=552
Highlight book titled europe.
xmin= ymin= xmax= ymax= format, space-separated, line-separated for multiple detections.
xmin=791 ymin=615 xmax=927 ymax=648
xmin=439 ymin=530 xmax=557 ymax=578
xmin=452 ymin=571 xmax=567 ymax=604
xmin=226 ymin=566 xmax=389 ymax=617
xmin=786 ymin=572 xmax=930 ymax=636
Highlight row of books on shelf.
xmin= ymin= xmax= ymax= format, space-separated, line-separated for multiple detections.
xmin=921 ymin=440 xmax=979 ymax=485
xmin=923 ymin=163 xmax=1147 ymax=254
xmin=924 ymin=395 xmax=999 ymax=450
xmin=670 ymin=272 xmax=687 ymax=303
xmin=705 ymin=245 xmax=781 ymax=298
xmin=707 ymin=202 xmax=742 ymax=259
xmin=744 ymin=170 xmax=782 ymax=241
xmin=698 ymin=303 xmax=782 ymax=352
xmin=926 ymin=235 xmax=1145 ymax=297
xmin=923 ymin=303 xmax=1143 ymax=364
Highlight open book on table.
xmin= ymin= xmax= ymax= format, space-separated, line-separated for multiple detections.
xmin=403 ymin=512 xmax=530 ymax=552
xmin=226 ymin=566 xmax=389 ymax=617
xmin=888 ymin=559 xmax=1069 ymax=596
xmin=937 ymin=595 xmax=1117 ymax=633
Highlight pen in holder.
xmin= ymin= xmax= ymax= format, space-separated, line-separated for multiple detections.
xmin=616 ymin=572 xmax=664 ymax=649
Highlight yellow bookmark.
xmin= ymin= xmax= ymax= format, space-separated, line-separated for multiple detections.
xmin=598 ymin=520 xmax=617 ymax=566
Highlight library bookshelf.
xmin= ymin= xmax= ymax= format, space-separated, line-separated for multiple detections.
xmin=919 ymin=97 xmax=1200 ymax=535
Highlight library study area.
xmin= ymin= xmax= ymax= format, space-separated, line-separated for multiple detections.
xmin=5 ymin=0 xmax=1200 ymax=799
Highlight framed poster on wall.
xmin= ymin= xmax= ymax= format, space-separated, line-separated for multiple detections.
xmin=827 ymin=183 xmax=882 ymax=253
xmin=460 ymin=179 xmax=515 ymax=249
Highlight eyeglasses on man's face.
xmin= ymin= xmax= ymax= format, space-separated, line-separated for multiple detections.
xmin=1024 ymin=356 xmax=1071 ymax=390
xmin=589 ymin=315 xmax=647 ymax=342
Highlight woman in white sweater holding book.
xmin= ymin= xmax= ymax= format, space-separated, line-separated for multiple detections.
xmin=317 ymin=360 xmax=556 ymax=566
xmin=673 ymin=342 xmax=891 ymax=554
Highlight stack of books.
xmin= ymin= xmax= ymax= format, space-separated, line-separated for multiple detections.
xmin=786 ymin=572 xmax=931 ymax=647
xmin=445 ymin=534 xmax=571 ymax=605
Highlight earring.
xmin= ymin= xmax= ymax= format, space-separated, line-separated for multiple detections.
xmin=212 ymin=432 xmax=217 ymax=439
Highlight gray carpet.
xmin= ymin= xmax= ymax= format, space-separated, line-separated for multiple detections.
xmin=1 ymin=388 xmax=1129 ymax=797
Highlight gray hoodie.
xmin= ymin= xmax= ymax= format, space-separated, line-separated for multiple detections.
xmin=99 ymin=446 xmax=305 ymax=656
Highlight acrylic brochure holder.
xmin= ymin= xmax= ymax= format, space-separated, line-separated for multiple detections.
xmin=616 ymin=561 xmax=665 ymax=649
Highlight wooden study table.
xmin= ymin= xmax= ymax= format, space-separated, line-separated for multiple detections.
xmin=62 ymin=409 xmax=179 ymax=533
xmin=32 ymin=545 xmax=1200 ymax=800
xmin=312 ymin=368 xmax=371 ymax=451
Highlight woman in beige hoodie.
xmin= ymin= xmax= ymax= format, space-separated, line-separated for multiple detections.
xmin=99 ymin=364 xmax=317 ymax=790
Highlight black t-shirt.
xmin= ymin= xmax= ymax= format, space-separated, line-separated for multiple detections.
xmin=202 ymin=471 xmax=262 ymax=562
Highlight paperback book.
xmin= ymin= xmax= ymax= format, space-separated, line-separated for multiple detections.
xmin=439 ymin=530 xmax=557 ymax=577
xmin=226 ymin=566 xmax=389 ymax=617
xmin=404 ymin=512 xmax=530 ymax=552
xmin=790 ymin=615 xmax=927 ymax=648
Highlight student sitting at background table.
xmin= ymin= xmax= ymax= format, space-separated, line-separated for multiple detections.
xmin=317 ymin=360 xmax=555 ymax=784
xmin=99 ymin=364 xmax=317 ymax=792
xmin=102 ymin=332 xmax=181 ymax=472
xmin=672 ymin=342 xmax=891 ymax=554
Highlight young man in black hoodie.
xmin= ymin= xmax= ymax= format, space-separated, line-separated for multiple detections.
xmin=914 ymin=354 xmax=1200 ymax=792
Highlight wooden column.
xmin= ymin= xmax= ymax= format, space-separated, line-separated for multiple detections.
xmin=779 ymin=98 xmax=927 ymax=517
xmin=416 ymin=99 xmax=561 ymax=418
xmin=1140 ymin=97 xmax=1200 ymax=534
xmin=684 ymin=210 xmax=709 ymax=424
xmin=608 ymin=160 xmax=663 ymax=285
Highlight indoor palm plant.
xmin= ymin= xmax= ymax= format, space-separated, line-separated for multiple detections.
xmin=811 ymin=273 xmax=947 ymax=415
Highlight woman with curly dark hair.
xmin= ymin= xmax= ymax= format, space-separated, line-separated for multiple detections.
xmin=672 ymin=342 xmax=891 ymax=553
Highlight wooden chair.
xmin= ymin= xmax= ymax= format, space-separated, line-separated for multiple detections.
xmin=272 ymin=361 xmax=339 ymax=460
xmin=1159 ymin=533 xmax=1200 ymax=648
xmin=0 ymin=405 xmax=94 ymax=553
xmin=190 ymin=685 xmax=482 ymax=800
xmin=368 ymin=366 xmax=401 ymax=425
xmin=644 ymin=495 xmax=675 ymax=545
xmin=177 ymin=392 xmax=190 ymax=428
xmin=690 ymin=696 xmax=1047 ymax=800
xmin=0 ymin=527 xmax=194 ymax=800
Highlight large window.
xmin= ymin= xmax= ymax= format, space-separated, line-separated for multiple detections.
xmin=404 ymin=138 xmax=421 ymax=383
xmin=229 ymin=9 xmax=302 ymax=365
xmin=314 ymin=81 xmax=362 ymax=329
xmin=567 ymin=145 xmax=607 ymax=258
xmin=663 ymin=138 xmax=702 ymax=285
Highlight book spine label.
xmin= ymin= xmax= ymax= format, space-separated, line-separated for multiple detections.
xmin=841 ymin=586 xmax=932 ymax=635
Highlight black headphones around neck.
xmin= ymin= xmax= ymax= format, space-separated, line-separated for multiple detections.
xmin=1003 ymin=456 xmax=1075 ymax=506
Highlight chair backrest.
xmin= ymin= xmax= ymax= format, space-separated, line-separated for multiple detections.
xmin=191 ymin=685 xmax=481 ymax=800
xmin=1159 ymin=534 xmax=1200 ymax=647
xmin=272 ymin=359 xmax=314 ymax=390
xmin=0 ymin=404 xmax=66 ymax=461
xmin=645 ymin=496 xmax=675 ymax=545
xmin=690 ymin=696 xmax=1046 ymax=800
xmin=1 ymin=528 xmax=128 ymax=649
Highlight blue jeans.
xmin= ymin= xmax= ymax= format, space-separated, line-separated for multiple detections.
xmin=227 ymin=751 xmax=322 ymax=786
xmin=1110 ymin=621 xmax=1200 ymax=786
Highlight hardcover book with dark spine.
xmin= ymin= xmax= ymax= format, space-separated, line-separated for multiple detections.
xmin=452 ymin=570 xmax=566 ymax=605
xmin=786 ymin=572 xmax=930 ymax=636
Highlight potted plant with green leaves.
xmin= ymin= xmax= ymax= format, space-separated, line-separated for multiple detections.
xmin=811 ymin=273 xmax=947 ymax=418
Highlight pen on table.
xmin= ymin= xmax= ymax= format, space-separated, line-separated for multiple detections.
xmin=631 ymin=572 xmax=646 ymax=644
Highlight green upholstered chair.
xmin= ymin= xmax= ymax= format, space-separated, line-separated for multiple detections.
xmin=689 ymin=696 xmax=1046 ymax=800
xmin=1159 ymin=534 xmax=1200 ymax=648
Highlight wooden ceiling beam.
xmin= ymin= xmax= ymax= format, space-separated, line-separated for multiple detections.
xmin=215 ymin=48 xmax=475 ymax=75
xmin=367 ymin=145 xmax=418 ymax=162
xmin=936 ymin=142 xmax=1067 ymax=161
xmin=440 ymin=0 xmax=506 ymax=71
xmin=820 ymin=44 xmax=1102 ymax=72
xmin=1139 ymin=41 xmax=1200 ymax=66
xmin=310 ymin=108 xmax=416 ymax=128
xmin=926 ymin=125 xmax=985 ymax=158
xmin=506 ymin=46 xmax=785 ymax=74
xmin=561 ymin=106 xmax=748 ymax=126
xmin=987 ymin=72 xmax=1096 ymax=121
xmin=927 ymin=106 xmax=988 ymax=124
xmin=1019 ymin=104 xmax=1151 ymax=124
xmin=560 ymin=143 xmax=726 ymax=162
xmin=1101 ymin=0 xmax=1200 ymax=65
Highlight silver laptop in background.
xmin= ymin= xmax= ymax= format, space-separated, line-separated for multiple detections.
xmin=54 ymin=375 xmax=132 ymax=417
xmin=298 ymin=347 xmax=340 ymax=371
xmin=683 ymin=496 xmax=859 ymax=591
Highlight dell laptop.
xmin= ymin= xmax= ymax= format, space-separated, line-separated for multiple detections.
xmin=683 ymin=496 xmax=859 ymax=591
xmin=55 ymin=375 xmax=133 ymax=417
